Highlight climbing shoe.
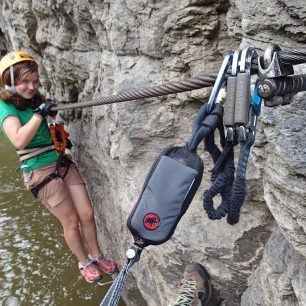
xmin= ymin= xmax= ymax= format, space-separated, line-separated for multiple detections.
xmin=90 ymin=254 xmax=118 ymax=275
xmin=171 ymin=263 xmax=212 ymax=306
xmin=79 ymin=261 xmax=102 ymax=283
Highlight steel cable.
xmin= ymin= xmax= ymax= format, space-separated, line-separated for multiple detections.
xmin=52 ymin=48 xmax=306 ymax=111
xmin=52 ymin=74 xmax=216 ymax=111
xmin=251 ymin=48 xmax=306 ymax=72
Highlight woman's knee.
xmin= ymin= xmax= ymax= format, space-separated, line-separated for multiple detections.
xmin=61 ymin=214 xmax=80 ymax=230
xmin=79 ymin=207 xmax=95 ymax=224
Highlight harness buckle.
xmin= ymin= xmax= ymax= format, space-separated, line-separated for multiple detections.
xmin=19 ymin=164 xmax=34 ymax=182
xmin=47 ymin=117 xmax=56 ymax=127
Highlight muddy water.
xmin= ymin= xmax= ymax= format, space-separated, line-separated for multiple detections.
xmin=0 ymin=132 xmax=125 ymax=306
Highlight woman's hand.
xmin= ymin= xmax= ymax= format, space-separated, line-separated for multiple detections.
xmin=33 ymin=99 xmax=58 ymax=118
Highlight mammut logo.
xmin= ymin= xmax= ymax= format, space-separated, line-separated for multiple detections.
xmin=143 ymin=213 xmax=160 ymax=230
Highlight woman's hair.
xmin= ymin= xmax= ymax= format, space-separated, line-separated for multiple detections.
xmin=0 ymin=61 xmax=45 ymax=110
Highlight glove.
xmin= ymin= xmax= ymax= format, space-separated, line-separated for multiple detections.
xmin=33 ymin=99 xmax=58 ymax=117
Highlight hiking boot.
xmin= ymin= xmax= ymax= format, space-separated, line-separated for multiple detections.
xmin=90 ymin=254 xmax=118 ymax=275
xmin=79 ymin=261 xmax=102 ymax=283
xmin=171 ymin=263 xmax=212 ymax=306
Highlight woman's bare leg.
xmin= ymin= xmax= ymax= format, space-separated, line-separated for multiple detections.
xmin=68 ymin=184 xmax=101 ymax=258
xmin=47 ymin=194 xmax=88 ymax=263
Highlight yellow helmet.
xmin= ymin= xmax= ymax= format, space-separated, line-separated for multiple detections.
xmin=0 ymin=51 xmax=36 ymax=84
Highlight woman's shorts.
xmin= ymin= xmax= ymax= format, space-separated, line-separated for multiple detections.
xmin=23 ymin=161 xmax=85 ymax=208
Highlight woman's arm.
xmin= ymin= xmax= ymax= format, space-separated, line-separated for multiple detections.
xmin=2 ymin=114 xmax=43 ymax=149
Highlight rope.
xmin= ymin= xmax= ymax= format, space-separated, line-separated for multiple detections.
xmin=279 ymin=48 xmax=306 ymax=65
xmin=203 ymin=140 xmax=235 ymax=220
xmin=52 ymin=74 xmax=217 ymax=111
xmin=227 ymin=133 xmax=255 ymax=225
xmin=51 ymin=47 xmax=306 ymax=112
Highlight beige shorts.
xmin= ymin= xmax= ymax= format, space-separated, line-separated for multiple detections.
xmin=23 ymin=161 xmax=85 ymax=208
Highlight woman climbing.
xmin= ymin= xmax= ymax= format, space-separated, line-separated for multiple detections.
xmin=0 ymin=51 xmax=117 ymax=283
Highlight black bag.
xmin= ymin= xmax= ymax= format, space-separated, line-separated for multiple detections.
xmin=127 ymin=146 xmax=203 ymax=247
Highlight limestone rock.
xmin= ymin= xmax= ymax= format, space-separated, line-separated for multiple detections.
xmin=241 ymin=229 xmax=306 ymax=306
xmin=0 ymin=0 xmax=305 ymax=305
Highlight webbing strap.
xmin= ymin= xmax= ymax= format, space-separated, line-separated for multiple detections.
xmin=31 ymin=173 xmax=58 ymax=198
xmin=187 ymin=103 xmax=224 ymax=151
xmin=99 ymin=255 xmax=139 ymax=306
xmin=30 ymin=156 xmax=72 ymax=198
xmin=19 ymin=145 xmax=56 ymax=161
xmin=16 ymin=144 xmax=54 ymax=156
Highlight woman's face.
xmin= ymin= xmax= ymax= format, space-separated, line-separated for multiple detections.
xmin=15 ymin=70 xmax=40 ymax=99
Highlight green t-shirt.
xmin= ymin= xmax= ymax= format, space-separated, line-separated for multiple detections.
xmin=0 ymin=100 xmax=59 ymax=171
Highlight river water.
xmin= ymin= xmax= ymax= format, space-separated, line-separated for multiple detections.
xmin=0 ymin=132 xmax=125 ymax=306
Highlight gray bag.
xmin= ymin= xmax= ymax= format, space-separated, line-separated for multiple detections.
xmin=127 ymin=146 xmax=203 ymax=247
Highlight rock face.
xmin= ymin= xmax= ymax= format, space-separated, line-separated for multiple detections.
xmin=0 ymin=0 xmax=305 ymax=305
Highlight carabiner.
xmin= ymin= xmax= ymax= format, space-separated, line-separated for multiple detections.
xmin=19 ymin=164 xmax=34 ymax=183
xmin=206 ymin=51 xmax=233 ymax=114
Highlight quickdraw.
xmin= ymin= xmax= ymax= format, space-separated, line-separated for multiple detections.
xmin=49 ymin=123 xmax=70 ymax=154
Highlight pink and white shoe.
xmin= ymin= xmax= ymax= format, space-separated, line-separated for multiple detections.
xmin=79 ymin=261 xmax=102 ymax=283
xmin=90 ymin=254 xmax=118 ymax=275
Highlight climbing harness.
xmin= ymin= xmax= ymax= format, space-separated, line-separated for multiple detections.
xmin=16 ymin=120 xmax=73 ymax=198
xmin=17 ymin=144 xmax=56 ymax=162
xmin=30 ymin=122 xmax=72 ymax=198
xmin=15 ymin=124 xmax=70 ymax=163
xmin=30 ymin=154 xmax=72 ymax=198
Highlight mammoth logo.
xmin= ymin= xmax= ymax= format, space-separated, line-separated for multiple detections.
xmin=143 ymin=213 xmax=160 ymax=230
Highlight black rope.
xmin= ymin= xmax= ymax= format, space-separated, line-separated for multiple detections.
xmin=203 ymin=140 xmax=235 ymax=220
xmin=226 ymin=133 xmax=255 ymax=225
xmin=227 ymin=177 xmax=246 ymax=225
xmin=187 ymin=102 xmax=237 ymax=221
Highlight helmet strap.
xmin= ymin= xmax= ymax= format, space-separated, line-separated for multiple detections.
xmin=10 ymin=65 xmax=14 ymax=87
xmin=5 ymin=66 xmax=17 ymax=93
